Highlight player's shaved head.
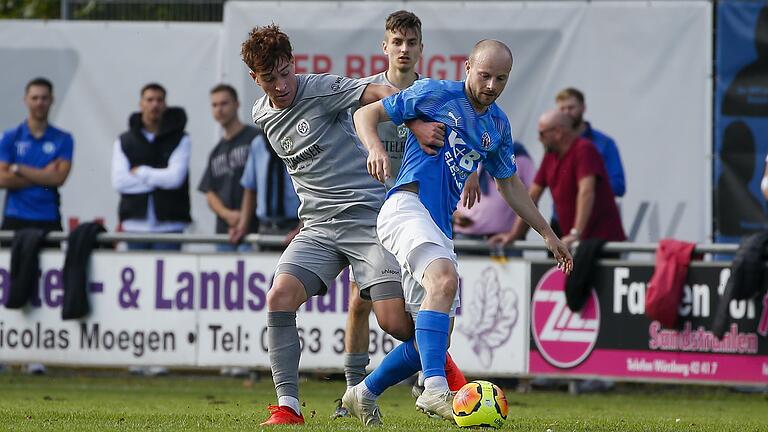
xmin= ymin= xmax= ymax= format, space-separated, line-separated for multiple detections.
xmin=468 ymin=39 xmax=513 ymax=69
xmin=539 ymin=109 xmax=572 ymax=130
xmin=464 ymin=39 xmax=513 ymax=111
xmin=538 ymin=109 xmax=576 ymax=153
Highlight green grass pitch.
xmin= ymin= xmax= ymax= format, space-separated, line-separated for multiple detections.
xmin=0 ymin=372 xmax=766 ymax=431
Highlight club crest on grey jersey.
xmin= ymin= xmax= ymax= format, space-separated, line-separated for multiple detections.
xmin=296 ymin=119 xmax=310 ymax=137
xmin=280 ymin=136 xmax=293 ymax=153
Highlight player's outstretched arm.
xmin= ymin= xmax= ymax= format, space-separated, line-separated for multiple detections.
xmin=488 ymin=181 xmax=543 ymax=246
xmin=353 ymin=102 xmax=393 ymax=183
xmin=360 ymin=83 xmax=398 ymax=106
xmin=496 ymin=175 xmax=573 ymax=274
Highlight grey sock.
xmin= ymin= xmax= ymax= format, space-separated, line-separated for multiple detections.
xmin=344 ymin=352 xmax=370 ymax=388
xmin=267 ymin=311 xmax=301 ymax=400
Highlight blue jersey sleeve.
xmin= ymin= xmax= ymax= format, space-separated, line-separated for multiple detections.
xmin=381 ymin=79 xmax=442 ymax=126
xmin=0 ymin=129 xmax=14 ymax=163
xmin=59 ymin=132 xmax=74 ymax=161
xmin=601 ymin=137 xmax=626 ymax=197
xmin=485 ymin=126 xmax=518 ymax=179
xmin=240 ymin=134 xmax=265 ymax=191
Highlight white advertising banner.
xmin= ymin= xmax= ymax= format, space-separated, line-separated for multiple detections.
xmin=0 ymin=252 xmax=198 ymax=366
xmin=0 ymin=252 xmax=530 ymax=376
xmin=221 ymin=1 xmax=713 ymax=243
xmin=452 ymin=258 xmax=530 ymax=377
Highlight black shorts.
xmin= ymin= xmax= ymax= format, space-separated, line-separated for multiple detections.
xmin=1 ymin=217 xmax=63 ymax=249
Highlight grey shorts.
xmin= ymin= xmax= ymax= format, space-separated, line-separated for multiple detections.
xmin=275 ymin=207 xmax=403 ymax=302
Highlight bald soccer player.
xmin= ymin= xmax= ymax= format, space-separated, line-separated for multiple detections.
xmin=343 ymin=40 xmax=573 ymax=424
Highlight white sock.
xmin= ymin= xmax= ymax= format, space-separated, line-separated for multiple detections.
xmin=278 ymin=396 xmax=301 ymax=415
xmin=424 ymin=376 xmax=449 ymax=393
xmin=358 ymin=381 xmax=379 ymax=401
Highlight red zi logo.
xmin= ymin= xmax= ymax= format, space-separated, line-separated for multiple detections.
xmin=531 ymin=267 xmax=600 ymax=369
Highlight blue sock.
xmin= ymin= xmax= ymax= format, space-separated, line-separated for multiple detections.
xmin=415 ymin=310 xmax=449 ymax=379
xmin=363 ymin=338 xmax=421 ymax=396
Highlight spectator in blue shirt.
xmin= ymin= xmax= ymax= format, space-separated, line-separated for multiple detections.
xmin=556 ymin=87 xmax=625 ymax=197
xmin=229 ymin=133 xmax=301 ymax=249
xmin=0 ymin=77 xmax=74 ymax=236
xmin=0 ymin=77 xmax=74 ymax=376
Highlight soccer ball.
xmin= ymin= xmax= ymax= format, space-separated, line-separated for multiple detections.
xmin=452 ymin=380 xmax=508 ymax=428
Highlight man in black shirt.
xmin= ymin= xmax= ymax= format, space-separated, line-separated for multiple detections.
xmin=199 ymin=84 xmax=260 ymax=251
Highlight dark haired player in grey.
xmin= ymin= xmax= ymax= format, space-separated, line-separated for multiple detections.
xmin=241 ymin=24 xmax=439 ymax=426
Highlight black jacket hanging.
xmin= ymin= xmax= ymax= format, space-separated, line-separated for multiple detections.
xmin=5 ymin=228 xmax=48 ymax=308
xmin=565 ymin=238 xmax=607 ymax=312
xmin=713 ymin=231 xmax=768 ymax=338
xmin=62 ymin=222 xmax=108 ymax=320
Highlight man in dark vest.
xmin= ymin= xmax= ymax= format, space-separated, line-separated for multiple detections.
xmin=111 ymin=83 xmax=191 ymax=251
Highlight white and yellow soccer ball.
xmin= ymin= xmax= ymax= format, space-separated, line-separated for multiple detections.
xmin=452 ymin=380 xmax=509 ymax=428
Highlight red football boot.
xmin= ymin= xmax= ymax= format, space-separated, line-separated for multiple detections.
xmin=260 ymin=405 xmax=305 ymax=426
xmin=445 ymin=352 xmax=468 ymax=391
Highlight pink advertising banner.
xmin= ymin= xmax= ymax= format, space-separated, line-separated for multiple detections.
xmin=528 ymin=262 xmax=768 ymax=385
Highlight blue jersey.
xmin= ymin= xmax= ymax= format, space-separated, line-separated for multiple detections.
xmin=0 ymin=121 xmax=74 ymax=221
xmin=382 ymin=79 xmax=517 ymax=239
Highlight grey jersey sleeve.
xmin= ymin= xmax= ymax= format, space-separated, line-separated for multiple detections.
xmin=302 ymin=74 xmax=368 ymax=113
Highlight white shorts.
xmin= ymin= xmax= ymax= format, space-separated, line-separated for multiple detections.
xmin=377 ymin=191 xmax=460 ymax=316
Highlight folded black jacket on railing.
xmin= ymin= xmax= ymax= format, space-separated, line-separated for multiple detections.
xmin=62 ymin=222 xmax=108 ymax=320
xmin=5 ymin=228 xmax=48 ymax=309
xmin=565 ymin=238 xmax=607 ymax=312
xmin=713 ymin=231 xmax=768 ymax=338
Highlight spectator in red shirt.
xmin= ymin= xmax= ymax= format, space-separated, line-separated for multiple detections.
xmin=490 ymin=109 xmax=625 ymax=248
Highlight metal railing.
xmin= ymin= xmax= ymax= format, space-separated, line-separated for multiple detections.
xmin=0 ymin=230 xmax=739 ymax=256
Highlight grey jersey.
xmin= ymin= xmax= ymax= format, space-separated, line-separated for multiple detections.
xmin=358 ymin=72 xmax=410 ymax=189
xmin=252 ymin=74 xmax=386 ymax=225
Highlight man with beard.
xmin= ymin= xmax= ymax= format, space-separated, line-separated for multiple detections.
xmin=556 ymin=87 xmax=625 ymax=198
xmin=0 ymin=77 xmax=74 ymax=376
xmin=332 ymin=11 xmax=469 ymax=421
xmin=0 ymin=77 xmax=73 ymax=239
xmin=347 ymin=40 xmax=572 ymax=423
xmin=111 ymin=83 xmax=191 ymax=252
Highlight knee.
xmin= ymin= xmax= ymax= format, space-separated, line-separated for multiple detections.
xmin=267 ymin=277 xmax=306 ymax=311
xmin=431 ymin=273 xmax=458 ymax=301
xmin=349 ymin=293 xmax=373 ymax=322
xmin=377 ymin=313 xmax=414 ymax=342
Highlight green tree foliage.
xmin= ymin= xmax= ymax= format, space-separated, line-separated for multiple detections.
xmin=0 ymin=0 xmax=61 ymax=19
xmin=0 ymin=0 xmax=223 ymax=22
